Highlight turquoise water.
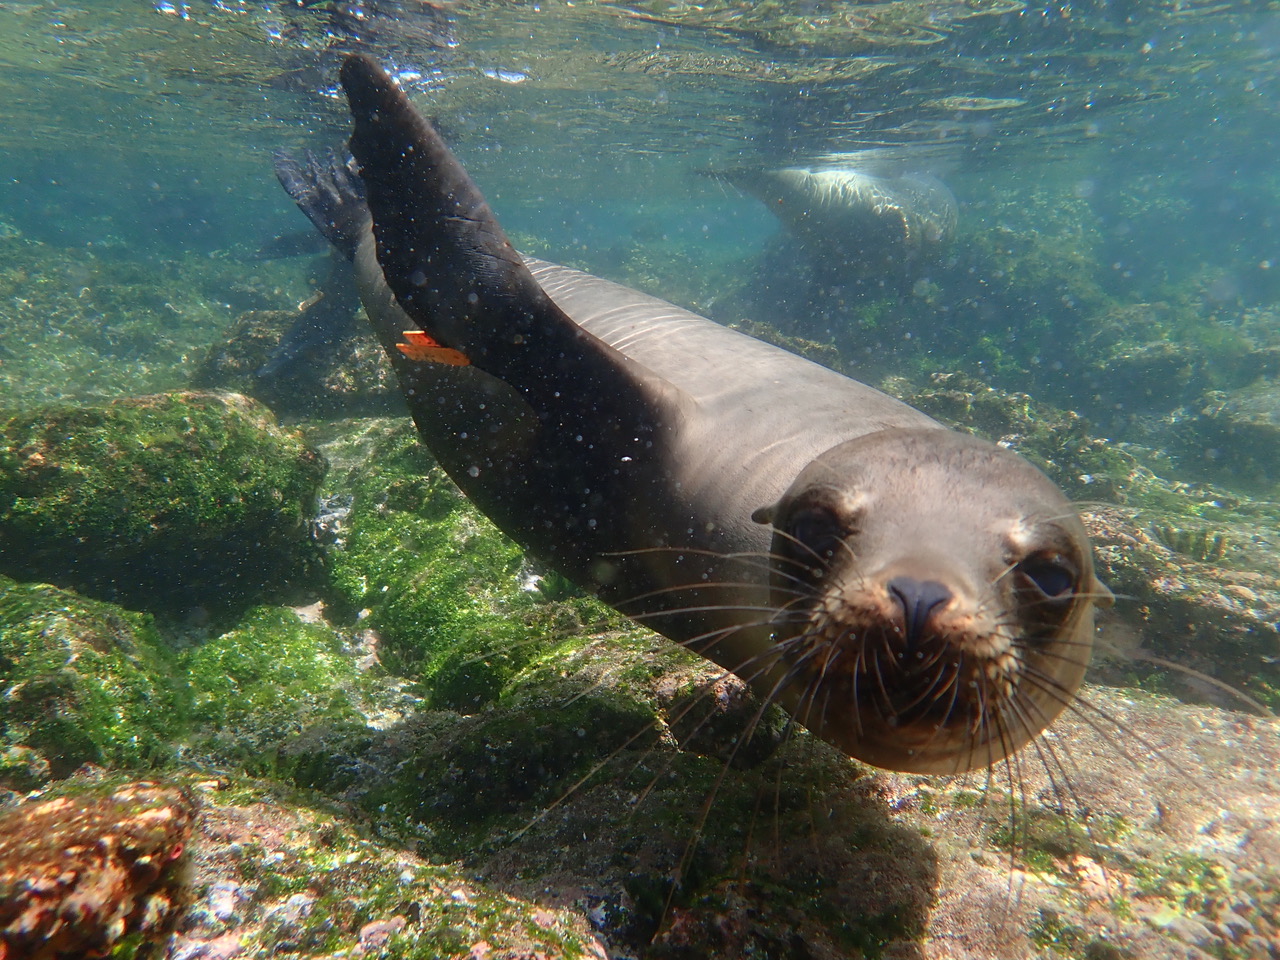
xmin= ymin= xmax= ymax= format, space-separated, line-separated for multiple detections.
xmin=2 ymin=1 xmax=1276 ymax=394
xmin=2 ymin=1 xmax=1279 ymax=955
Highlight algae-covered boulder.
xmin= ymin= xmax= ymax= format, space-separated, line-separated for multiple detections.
xmin=315 ymin=418 xmax=623 ymax=711
xmin=181 ymin=605 xmax=373 ymax=774
xmin=0 ymin=576 xmax=188 ymax=787
xmin=0 ymin=391 xmax=326 ymax=616
xmin=192 ymin=305 xmax=400 ymax=419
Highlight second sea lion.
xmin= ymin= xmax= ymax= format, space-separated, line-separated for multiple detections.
xmin=716 ymin=160 xmax=959 ymax=285
xmin=276 ymin=54 xmax=1110 ymax=775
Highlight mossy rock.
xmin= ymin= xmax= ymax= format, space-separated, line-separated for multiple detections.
xmin=181 ymin=606 xmax=374 ymax=775
xmin=1176 ymin=381 xmax=1280 ymax=495
xmin=316 ymin=419 xmax=625 ymax=710
xmin=192 ymin=305 xmax=400 ymax=419
xmin=0 ymin=576 xmax=188 ymax=786
xmin=0 ymin=391 xmax=327 ymax=617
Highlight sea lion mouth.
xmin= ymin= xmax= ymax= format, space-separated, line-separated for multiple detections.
xmin=791 ymin=592 xmax=1020 ymax=726
xmin=764 ymin=564 xmax=1097 ymax=774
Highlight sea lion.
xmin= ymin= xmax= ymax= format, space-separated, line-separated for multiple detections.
xmin=716 ymin=161 xmax=958 ymax=284
xmin=277 ymin=53 xmax=1109 ymax=775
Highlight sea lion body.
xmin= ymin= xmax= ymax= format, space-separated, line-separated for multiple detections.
xmin=277 ymin=55 xmax=1108 ymax=774
xmin=720 ymin=163 xmax=958 ymax=283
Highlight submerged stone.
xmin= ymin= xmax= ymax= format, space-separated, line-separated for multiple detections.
xmin=0 ymin=576 xmax=188 ymax=786
xmin=181 ymin=605 xmax=373 ymax=775
xmin=193 ymin=299 xmax=400 ymax=419
xmin=0 ymin=778 xmax=197 ymax=960
xmin=0 ymin=391 xmax=326 ymax=617
xmin=1183 ymin=378 xmax=1280 ymax=493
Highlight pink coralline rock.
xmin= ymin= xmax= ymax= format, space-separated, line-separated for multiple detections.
xmin=0 ymin=781 xmax=197 ymax=960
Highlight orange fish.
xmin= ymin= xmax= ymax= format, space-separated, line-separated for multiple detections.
xmin=395 ymin=329 xmax=471 ymax=366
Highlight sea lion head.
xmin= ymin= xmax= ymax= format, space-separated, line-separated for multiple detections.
xmin=752 ymin=427 xmax=1109 ymax=775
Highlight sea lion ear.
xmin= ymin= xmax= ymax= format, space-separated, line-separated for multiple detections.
xmin=1090 ymin=575 xmax=1115 ymax=609
xmin=751 ymin=503 xmax=778 ymax=526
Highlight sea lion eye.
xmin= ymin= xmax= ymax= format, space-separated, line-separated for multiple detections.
xmin=787 ymin=506 xmax=847 ymax=563
xmin=1016 ymin=555 xmax=1077 ymax=600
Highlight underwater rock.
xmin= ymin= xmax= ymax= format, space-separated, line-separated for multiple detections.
xmin=192 ymin=255 xmax=401 ymax=419
xmin=1085 ymin=504 xmax=1280 ymax=708
xmin=180 ymin=605 xmax=374 ymax=775
xmin=0 ymin=778 xmax=196 ymax=960
xmin=309 ymin=418 xmax=625 ymax=710
xmin=1080 ymin=300 xmax=1263 ymax=419
xmin=0 ymin=391 xmax=326 ymax=617
xmin=0 ymin=576 xmax=187 ymax=787
xmin=1179 ymin=379 xmax=1280 ymax=492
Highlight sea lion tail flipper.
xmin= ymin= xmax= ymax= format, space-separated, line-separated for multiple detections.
xmin=272 ymin=148 xmax=369 ymax=262
xmin=337 ymin=53 xmax=687 ymax=431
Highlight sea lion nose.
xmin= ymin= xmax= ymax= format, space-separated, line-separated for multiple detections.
xmin=886 ymin=576 xmax=952 ymax=644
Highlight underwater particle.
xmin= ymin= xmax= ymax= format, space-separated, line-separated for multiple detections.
xmin=0 ymin=780 xmax=197 ymax=959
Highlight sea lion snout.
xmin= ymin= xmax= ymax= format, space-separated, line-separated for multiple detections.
xmin=886 ymin=575 xmax=952 ymax=644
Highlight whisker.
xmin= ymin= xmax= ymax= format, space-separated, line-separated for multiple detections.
xmin=615 ymin=579 xmax=809 ymax=610
xmin=659 ymin=647 xmax=827 ymax=922
xmin=604 ymin=544 xmax=816 ymax=586
xmin=511 ymin=617 xmax=805 ymax=842
xmin=627 ymin=602 xmax=806 ymax=621
xmin=1122 ymin=650 xmax=1273 ymax=716
xmin=1017 ymin=664 xmax=1194 ymax=780
xmin=768 ymin=525 xmax=833 ymax=569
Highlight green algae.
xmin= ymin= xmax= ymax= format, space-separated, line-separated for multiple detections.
xmin=0 ymin=576 xmax=187 ymax=785
xmin=181 ymin=606 xmax=372 ymax=775
xmin=0 ymin=234 xmax=314 ymax=412
xmin=0 ymin=390 xmax=326 ymax=617
xmin=315 ymin=418 xmax=626 ymax=710
xmin=1128 ymin=854 xmax=1231 ymax=917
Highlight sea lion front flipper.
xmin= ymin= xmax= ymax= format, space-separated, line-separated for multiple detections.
xmin=338 ymin=54 xmax=686 ymax=442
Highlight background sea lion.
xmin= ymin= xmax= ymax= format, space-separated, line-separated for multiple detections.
xmin=715 ymin=159 xmax=959 ymax=286
xmin=277 ymin=53 xmax=1108 ymax=775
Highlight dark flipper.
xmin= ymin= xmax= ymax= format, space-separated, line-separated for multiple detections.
xmin=272 ymin=148 xmax=369 ymax=261
xmin=337 ymin=53 xmax=685 ymax=440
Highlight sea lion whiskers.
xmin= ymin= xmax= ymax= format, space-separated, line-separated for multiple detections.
xmin=615 ymin=578 xmax=809 ymax=610
xmin=656 ymin=650 xmax=834 ymax=926
xmin=605 ymin=543 xmax=823 ymax=592
xmin=510 ymin=632 xmax=797 ymax=843
xmin=781 ymin=630 xmax=858 ymax=748
xmin=1022 ymin=667 xmax=1196 ymax=782
xmin=997 ymin=706 xmax=1135 ymax=911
